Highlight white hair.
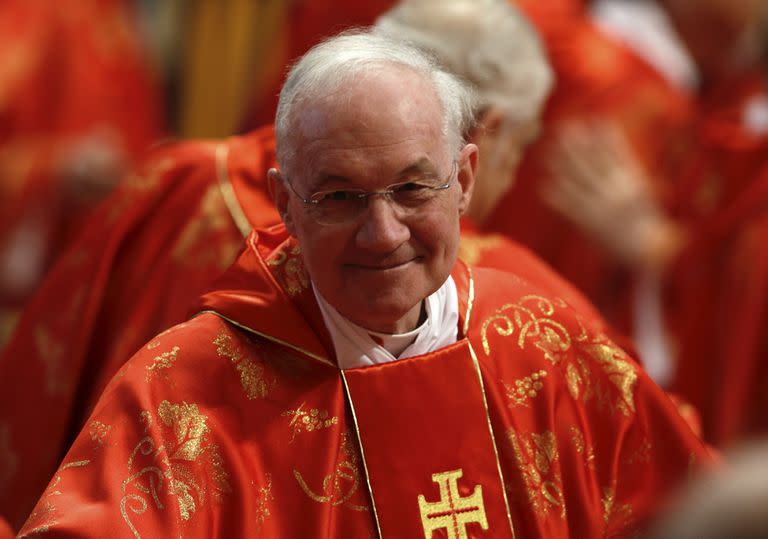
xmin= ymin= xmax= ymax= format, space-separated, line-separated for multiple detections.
xmin=274 ymin=29 xmax=476 ymax=176
xmin=374 ymin=0 xmax=554 ymax=123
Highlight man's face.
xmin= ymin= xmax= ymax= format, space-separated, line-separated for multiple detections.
xmin=271 ymin=66 xmax=476 ymax=333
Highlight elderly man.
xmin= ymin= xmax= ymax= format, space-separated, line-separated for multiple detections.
xmin=0 ymin=2 xmax=593 ymax=530
xmin=18 ymin=30 xmax=709 ymax=538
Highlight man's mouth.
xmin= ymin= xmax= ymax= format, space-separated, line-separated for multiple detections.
xmin=348 ymin=257 xmax=420 ymax=271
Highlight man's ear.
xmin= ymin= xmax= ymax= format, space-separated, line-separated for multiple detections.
xmin=267 ymin=168 xmax=296 ymax=235
xmin=456 ymin=143 xmax=478 ymax=215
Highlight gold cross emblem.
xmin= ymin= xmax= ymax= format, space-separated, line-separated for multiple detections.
xmin=418 ymin=468 xmax=488 ymax=539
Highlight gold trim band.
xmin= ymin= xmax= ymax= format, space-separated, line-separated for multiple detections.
xmin=468 ymin=340 xmax=516 ymax=538
xmin=340 ymin=371 xmax=383 ymax=539
xmin=215 ymin=141 xmax=252 ymax=238
xmin=195 ymin=309 xmax=334 ymax=367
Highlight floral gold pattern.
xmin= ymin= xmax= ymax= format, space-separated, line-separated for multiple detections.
xmin=568 ymin=427 xmax=596 ymax=470
xmin=294 ymin=431 xmax=368 ymax=512
xmin=282 ymin=402 xmax=339 ymax=442
xmin=89 ymin=421 xmax=112 ymax=447
xmin=146 ymin=346 xmax=180 ymax=381
xmin=481 ymin=295 xmax=571 ymax=362
xmin=507 ymin=429 xmax=566 ymax=519
xmin=121 ymin=402 xmax=231 ymax=537
xmin=602 ymin=485 xmax=633 ymax=531
xmin=267 ymin=243 xmax=309 ymax=296
xmin=34 ymin=326 xmax=68 ymax=396
xmin=481 ymin=296 xmax=638 ymax=416
xmin=254 ymin=473 xmax=274 ymax=535
xmin=504 ymin=370 xmax=548 ymax=407
xmin=23 ymin=459 xmax=90 ymax=535
xmin=172 ymin=184 xmax=241 ymax=270
xmin=214 ymin=332 xmax=273 ymax=399
xmin=581 ymin=342 xmax=637 ymax=415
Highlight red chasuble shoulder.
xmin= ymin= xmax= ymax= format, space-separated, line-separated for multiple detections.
xmin=0 ymin=126 xmax=280 ymax=530
xmin=19 ymin=228 xmax=712 ymax=538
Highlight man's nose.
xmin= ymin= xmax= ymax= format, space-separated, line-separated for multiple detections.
xmin=354 ymin=195 xmax=410 ymax=251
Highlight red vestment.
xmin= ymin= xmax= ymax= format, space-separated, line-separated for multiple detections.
xmin=486 ymin=2 xmax=694 ymax=324
xmin=665 ymin=73 xmax=768 ymax=445
xmin=0 ymin=127 xmax=278 ymax=529
xmin=0 ymin=0 xmax=163 ymax=311
xmin=18 ymin=227 xmax=710 ymax=538
xmin=0 ymin=124 xmax=601 ymax=530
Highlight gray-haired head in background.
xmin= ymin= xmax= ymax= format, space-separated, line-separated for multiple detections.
xmin=274 ymin=29 xmax=476 ymax=179
xmin=374 ymin=0 xmax=554 ymax=124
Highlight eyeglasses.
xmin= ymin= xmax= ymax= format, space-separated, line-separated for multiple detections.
xmin=287 ymin=161 xmax=458 ymax=225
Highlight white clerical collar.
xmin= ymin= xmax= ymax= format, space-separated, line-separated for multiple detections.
xmin=313 ymin=277 xmax=459 ymax=370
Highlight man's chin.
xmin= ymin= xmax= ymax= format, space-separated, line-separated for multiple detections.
xmin=339 ymin=296 xmax=423 ymax=334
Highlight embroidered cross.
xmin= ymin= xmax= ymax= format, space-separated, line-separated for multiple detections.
xmin=418 ymin=468 xmax=488 ymax=539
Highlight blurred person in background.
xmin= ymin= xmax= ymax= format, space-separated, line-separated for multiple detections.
xmin=0 ymin=0 xmax=164 ymax=345
xmin=544 ymin=0 xmax=768 ymax=445
xmin=651 ymin=439 xmax=768 ymax=539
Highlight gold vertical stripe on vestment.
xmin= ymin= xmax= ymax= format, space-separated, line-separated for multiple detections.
xmin=468 ymin=341 xmax=516 ymax=537
xmin=215 ymin=142 xmax=252 ymax=238
xmin=340 ymin=370 xmax=383 ymax=539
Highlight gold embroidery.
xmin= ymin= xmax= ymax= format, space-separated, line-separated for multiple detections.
xmin=254 ymin=473 xmax=274 ymax=535
xmin=34 ymin=326 xmax=68 ymax=395
xmin=267 ymin=243 xmax=309 ymax=296
xmin=458 ymin=234 xmax=504 ymax=266
xmin=157 ymin=401 xmax=209 ymax=461
xmin=145 ymin=346 xmax=180 ymax=381
xmin=89 ymin=421 xmax=112 ymax=447
xmin=581 ymin=342 xmax=637 ymax=415
xmin=214 ymin=332 xmax=273 ymax=399
xmin=624 ymin=439 xmax=652 ymax=465
xmin=480 ymin=295 xmax=571 ymax=363
xmin=0 ymin=424 xmax=18 ymax=492
xmin=282 ymin=402 xmax=339 ymax=442
xmin=121 ymin=403 xmax=231 ymax=536
xmin=602 ymin=485 xmax=633 ymax=530
xmin=568 ymin=427 xmax=596 ymax=470
xmin=565 ymin=362 xmax=584 ymax=400
xmin=481 ymin=297 xmax=637 ymax=415
xmin=507 ymin=429 xmax=566 ymax=519
xmin=107 ymin=158 xmax=175 ymax=224
xmin=504 ymin=369 xmax=548 ymax=407
xmin=139 ymin=411 xmax=152 ymax=432
xmin=23 ymin=460 xmax=90 ymax=535
xmin=294 ymin=431 xmax=368 ymax=511
xmin=418 ymin=469 xmax=488 ymax=539
xmin=172 ymin=184 xmax=241 ymax=270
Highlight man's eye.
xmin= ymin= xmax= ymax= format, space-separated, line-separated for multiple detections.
xmin=393 ymin=182 xmax=430 ymax=193
xmin=316 ymin=191 xmax=357 ymax=202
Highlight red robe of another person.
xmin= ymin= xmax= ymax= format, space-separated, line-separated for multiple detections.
xmin=0 ymin=0 xmax=163 ymax=317
xmin=488 ymin=1 xmax=694 ymax=325
xmin=0 ymin=127 xmax=279 ymax=529
xmin=0 ymin=124 xmax=607 ymax=531
xmin=18 ymin=226 xmax=710 ymax=538
xmin=665 ymin=72 xmax=768 ymax=445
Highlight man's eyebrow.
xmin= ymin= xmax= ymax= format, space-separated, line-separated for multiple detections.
xmin=306 ymin=158 xmax=439 ymax=190
xmin=306 ymin=174 xmax=354 ymax=192
xmin=396 ymin=158 xmax=439 ymax=179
